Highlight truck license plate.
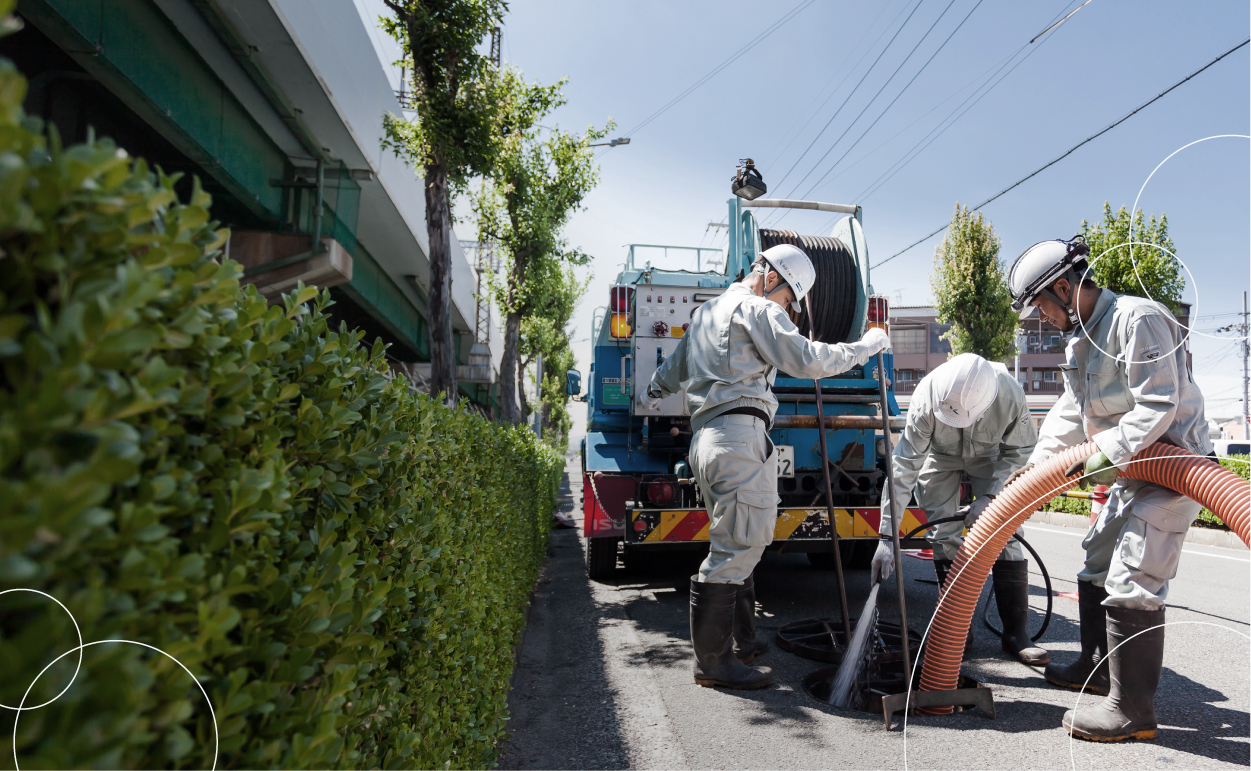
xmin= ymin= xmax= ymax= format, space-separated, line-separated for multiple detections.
xmin=777 ymin=445 xmax=794 ymax=477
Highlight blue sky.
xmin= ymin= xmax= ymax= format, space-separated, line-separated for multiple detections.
xmin=360 ymin=1 xmax=1251 ymax=437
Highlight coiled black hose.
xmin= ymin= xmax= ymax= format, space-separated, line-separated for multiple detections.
xmin=760 ymin=229 xmax=858 ymax=344
xmin=902 ymin=515 xmax=1053 ymax=644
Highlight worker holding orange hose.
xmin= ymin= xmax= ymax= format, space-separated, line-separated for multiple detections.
xmin=1009 ymin=235 xmax=1213 ymax=742
xmin=869 ymin=353 xmax=1048 ymax=665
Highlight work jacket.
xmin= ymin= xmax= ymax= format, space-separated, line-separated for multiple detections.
xmin=649 ymin=283 xmax=877 ymax=431
xmin=878 ymin=368 xmax=1037 ymax=534
xmin=1029 ymin=288 xmax=1212 ymax=469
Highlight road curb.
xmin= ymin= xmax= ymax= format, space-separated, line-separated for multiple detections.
xmin=1028 ymin=509 xmax=1248 ymax=550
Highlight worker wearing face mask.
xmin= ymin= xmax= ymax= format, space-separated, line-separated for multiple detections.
xmin=641 ymin=243 xmax=891 ymax=690
xmin=1008 ymin=235 xmax=1211 ymax=742
xmin=870 ymin=353 xmax=1046 ymax=665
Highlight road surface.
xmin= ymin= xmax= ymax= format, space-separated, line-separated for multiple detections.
xmin=499 ymin=456 xmax=1250 ymax=769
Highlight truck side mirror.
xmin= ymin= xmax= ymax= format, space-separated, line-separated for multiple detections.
xmin=565 ymin=369 xmax=582 ymax=398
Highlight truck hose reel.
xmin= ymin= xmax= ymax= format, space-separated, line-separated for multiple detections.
xmin=760 ymin=229 xmax=858 ymax=344
xmin=917 ymin=441 xmax=1251 ymax=714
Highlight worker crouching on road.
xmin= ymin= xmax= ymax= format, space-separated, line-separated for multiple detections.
xmin=641 ymin=244 xmax=891 ymax=690
xmin=870 ymin=353 xmax=1047 ymax=666
xmin=1009 ymin=235 xmax=1212 ymax=742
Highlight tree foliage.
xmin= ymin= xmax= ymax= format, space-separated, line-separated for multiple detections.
xmin=1079 ymin=203 xmax=1184 ymax=312
xmin=471 ymin=67 xmax=607 ymax=431
xmin=379 ymin=0 xmax=508 ymax=405
xmin=0 ymin=44 xmax=558 ymax=768
xmin=931 ymin=205 xmax=1019 ymax=362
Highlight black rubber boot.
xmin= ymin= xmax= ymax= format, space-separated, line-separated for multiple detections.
xmin=934 ymin=559 xmax=974 ymax=658
xmin=733 ymin=573 xmax=769 ymax=664
xmin=1045 ymin=581 xmax=1110 ymax=695
xmin=1063 ymin=606 xmax=1165 ymax=741
xmin=690 ymin=576 xmax=774 ymax=689
xmin=992 ymin=560 xmax=1050 ymax=666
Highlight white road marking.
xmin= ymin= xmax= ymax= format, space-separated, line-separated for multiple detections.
xmin=1022 ymin=524 xmax=1250 ymax=563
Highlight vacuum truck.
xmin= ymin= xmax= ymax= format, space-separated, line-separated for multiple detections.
xmin=575 ymin=183 xmax=928 ymax=580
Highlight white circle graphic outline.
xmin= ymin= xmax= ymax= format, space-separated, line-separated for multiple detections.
xmin=899 ymin=455 xmax=1249 ymax=769
xmin=0 ymin=588 xmax=83 ymax=711
xmin=1066 ymin=620 xmax=1250 ymax=770
xmin=1128 ymin=133 xmax=1250 ymax=343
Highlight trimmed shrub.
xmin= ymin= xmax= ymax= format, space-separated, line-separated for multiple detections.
xmin=0 ymin=47 xmax=558 ymax=769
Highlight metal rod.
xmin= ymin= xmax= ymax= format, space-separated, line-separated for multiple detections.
xmin=772 ymin=414 xmax=907 ymax=430
xmin=743 ymin=198 xmax=858 ymax=214
xmin=807 ymin=299 xmax=853 ymax=649
xmin=876 ymin=350 xmax=911 ymax=691
xmin=310 ymin=158 xmax=325 ymax=255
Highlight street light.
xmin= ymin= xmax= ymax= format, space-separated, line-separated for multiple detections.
xmin=731 ymin=158 xmax=766 ymax=200
xmin=589 ymin=137 xmax=631 ymax=148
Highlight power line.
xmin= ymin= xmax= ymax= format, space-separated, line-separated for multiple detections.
xmin=769 ymin=0 xmax=956 ymax=214
xmin=758 ymin=0 xmax=905 ymax=172
xmin=871 ymin=37 xmax=1251 ymax=269
xmin=775 ymin=0 xmax=987 ymax=223
xmin=605 ymin=0 xmax=815 ymax=152
xmin=766 ymin=0 xmax=926 ymax=195
xmin=852 ymin=0 xmax=1087 ymax=205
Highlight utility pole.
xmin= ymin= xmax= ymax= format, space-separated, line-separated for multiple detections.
xmin=490 ymin=27 xmax=501 ymax=69
xmin=1243 ymin=291 xmax=1249 ymax=440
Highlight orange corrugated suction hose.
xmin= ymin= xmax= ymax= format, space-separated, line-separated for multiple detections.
xmin=917 ymin=441 xmax=1250 ymax=715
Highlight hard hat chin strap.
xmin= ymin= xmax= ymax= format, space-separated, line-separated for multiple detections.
xmin=1041 ymin=267 xmax=1083 ymax=327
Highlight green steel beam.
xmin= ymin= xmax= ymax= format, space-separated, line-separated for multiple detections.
xmin=339 ymin=243 xmax=430 ymax=361
xmin=19 ymin=0 xmax=285 ymax=222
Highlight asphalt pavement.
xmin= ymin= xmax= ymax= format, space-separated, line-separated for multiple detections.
xmin=498 ymin=456 xmax=1250 ymax=770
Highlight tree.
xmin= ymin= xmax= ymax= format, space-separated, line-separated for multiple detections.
xmin=1080 ymin=203 xmax=1184 ymax=312
xmin=380 ymin=0 xmax=506 ymax=406
xmin=931 ymin=204 xmax=1018 ymax=362
xmin=471 ymin=70 xmax=607 ymax=424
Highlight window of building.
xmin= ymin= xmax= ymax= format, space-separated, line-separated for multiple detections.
xmin=1044 ymin=334 xmax=1063 ymax=352
xmin=1043 ymin=370 xmax=1058 ymax=382
xmin=890 ymin=327 xmax=926 ymax=355
xmin=929 ymin=323 xmax=952 ymax=354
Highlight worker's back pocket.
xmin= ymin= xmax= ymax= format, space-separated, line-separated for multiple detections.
xmin=734 ymin=490 xmax=779 ymax=547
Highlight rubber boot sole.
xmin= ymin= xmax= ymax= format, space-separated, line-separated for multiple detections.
xmin=695 ymin=675 xmax=775 ymax=690
xmin=1066 ymin=725 xmax=1157 ymax=742
xmin=1045 ymin=673 xmax=1109 ymax=696
xmin=1005 ymin=641 xmax=1050 ymax=666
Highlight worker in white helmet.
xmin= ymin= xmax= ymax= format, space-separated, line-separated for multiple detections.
xmin=869 ymin=353 xmax=1045 ymax=665
xmin=641 ymin=243 xmax=891 ymax=690
xmin=1008 ymin=235 xmax=1211 ymax=742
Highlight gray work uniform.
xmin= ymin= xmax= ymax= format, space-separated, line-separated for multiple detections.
xmin=1029 ymin=289 xmax=1212 ymax=610
xmin=877 ymin=368 xmax=1037 ymax=560
xmin=649 ymin=283 xmax=881 ymax=583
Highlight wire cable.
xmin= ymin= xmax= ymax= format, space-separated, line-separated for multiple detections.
xmin=766 ymin=0 xmax=926 ymax=195
xmin=872 ymin=37 xmax=1251 ymax=269
xmin=768 ymin=0 xmax=986 ymax=228
xmin=602 ymin=0 xmax=815 ymax=155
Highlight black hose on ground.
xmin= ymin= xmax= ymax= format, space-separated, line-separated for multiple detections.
xmin=901 ymin=515 xmax=1053 ymax=644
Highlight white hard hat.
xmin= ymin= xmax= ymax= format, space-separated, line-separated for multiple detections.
xmin=931 ymin=353 xmax=999 ymax=428
xmin=1008 ymin=237 xmax=1090 ymax=321
xmin=758 ymin=244 xmax=816 ymax=313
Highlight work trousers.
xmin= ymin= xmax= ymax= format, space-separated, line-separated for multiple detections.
xmin=690 ymin=414 xmax=778 ymax=584
xmin=1078 ymin=478 xmax=1200 ymax=610
xmin=915 ymin=454 xmax=1024 ymax=562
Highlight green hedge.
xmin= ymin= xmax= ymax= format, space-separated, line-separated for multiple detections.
xmin=1041 ymin=456 xmax=1250 ymax=531
xmin=0 ymin=49 xmax=559 ymax=769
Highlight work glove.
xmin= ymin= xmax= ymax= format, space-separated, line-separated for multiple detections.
xmin=860 ymin=327 xmax=891 ymax=355
xmin=1003 ymin=463 xmax=1033 ymax=489
xmin=870 ymin=539 xmax=895 ymax=585
xmin=963 ymin=495 xmax=994 ymax=528
xmin=1065 ymin=450 xmax=1118 ymax=487
xmin=638 ymin=387 xmax=663 ymax=411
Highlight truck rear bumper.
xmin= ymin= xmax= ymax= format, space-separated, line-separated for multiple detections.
xmin=622 ymin=506 xmax=930 ymax=546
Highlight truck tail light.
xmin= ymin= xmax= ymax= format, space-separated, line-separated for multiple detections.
xmin=867 ymin=295 xmax=889 ymax=334
xmin=646 ymin=479 xmax=674 ymax=504
xmin=610 ymin=285 xmax=634 ymax=312
xmin=610 ymin=313 xmax=632 ymax=338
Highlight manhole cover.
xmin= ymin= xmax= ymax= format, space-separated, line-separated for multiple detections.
xmin=775 ymin=617 xmax=922 ymax=664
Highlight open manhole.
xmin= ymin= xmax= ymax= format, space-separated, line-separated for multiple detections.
xmin=802 ymin=663 xmax=986 ymax=716
xmin=775 ymin=617 xmax=922 ymax=665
